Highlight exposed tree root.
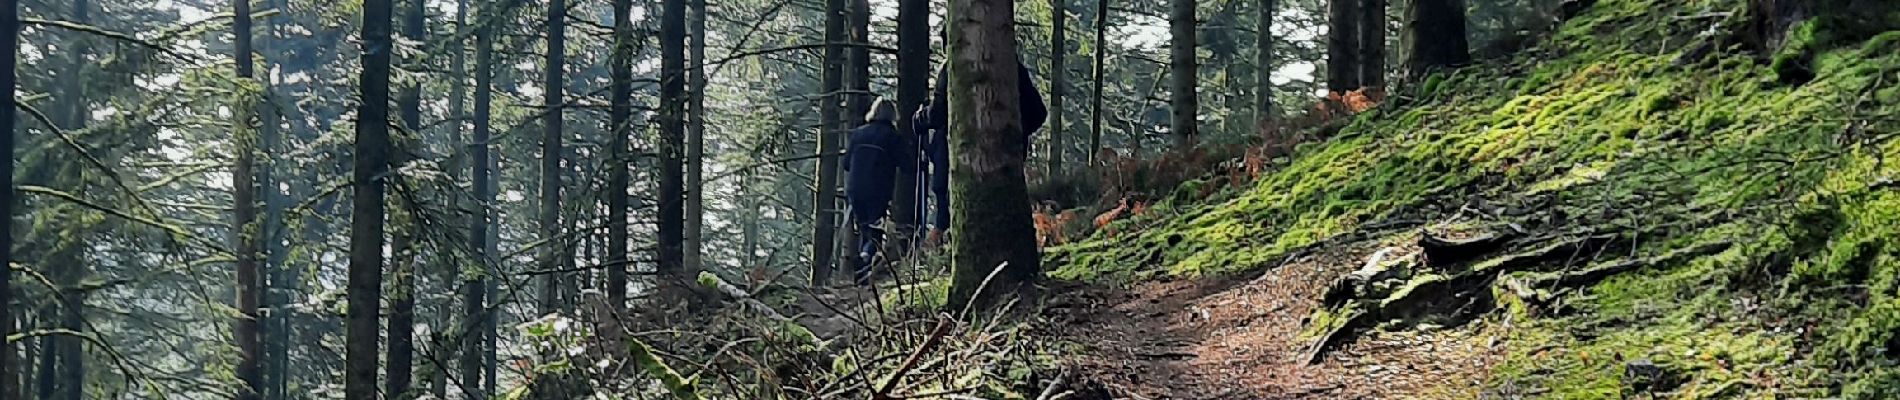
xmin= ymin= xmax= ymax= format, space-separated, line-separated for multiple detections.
xmin=1305 ymin=232 xmax=1623 ymax=364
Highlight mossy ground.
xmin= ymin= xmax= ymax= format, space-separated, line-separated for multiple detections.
xmin=1047 ymin=0 xmax=1900 ymax=396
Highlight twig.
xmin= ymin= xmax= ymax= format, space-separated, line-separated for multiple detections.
xmin=872 ymin=317 xmax=954 ymax=400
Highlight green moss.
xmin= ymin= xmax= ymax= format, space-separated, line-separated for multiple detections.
xmin=1047 ymin=0 xmax=1900 ymax=392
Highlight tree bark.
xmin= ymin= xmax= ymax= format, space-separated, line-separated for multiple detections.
xmin=346 ymin=0 xmax=394 ymax=398
xmin=233 ymin=0 xmax=265 ymax=396
xmin=811 ymin=0 xmax=846 ymax=285
xmin=608 ymin=0 xmax=634 ymax=311
xmin=1088 ymin=0 xmax=1108 ymax=166
xmin=255 ymin=1 xmax=292 ymax=397
xmin=848 ymin=0 xmax=871 ymax=118
xmin=385 ymin=0 xmax=428 ymax=397
xmin=660 ymin=0 xmax=687 ymax=279
xmin=1326 ymin=0 xmax=1361 ymax=93
xmin=839 ymin=0 xmax=871 ymax=272
xmin=1399 ymin=0 xmax=1468 ymax=78
xmin=892 ymin=0 xmax=928 ymax=246
xmin=1256 ymin=0 xmax=1275 ymax=125
xmin=0 ymin=0 xmax=17 ymax=395
xmin=49 ymin=2 xmax=92 ymax=398
xmin=944 ymin=0 xmax=1041 ymax=313
xmin=1168 ymin=0 xmax=1196 ymax=148
xmin=1359 ymin=0 xmax=1386 ymax=91
xmin=463 ymin=0 xmax=501 ymax=396
xmin=432 ymin=0 xmax=468 ymax=397
xmin=1048 ymin=0 xmax=1066 ymax=174
xmin=539 ymin=0 xmax=568 ymax=315
xmin=684 ymin=0 xmax=707 ymax=276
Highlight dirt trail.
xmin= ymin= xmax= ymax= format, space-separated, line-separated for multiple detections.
xmin=1044 ymin=243 xmax=1508 ymax=399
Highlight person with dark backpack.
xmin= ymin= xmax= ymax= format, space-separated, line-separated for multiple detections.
xmin=913 ymin=61 xmax=1048 ymax=246
xmin=845 ymin=97 xmax=905 ymax=284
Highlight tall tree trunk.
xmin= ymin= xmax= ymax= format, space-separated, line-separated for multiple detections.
xmin=892 ymin=0 xmax=927 ymax=244
xmin=1168 ymin=0 xmax=1196 ymax=148
xmin=1326 ymin=0 xmax=1360 ymax=93
xmin=1048 ymin=0 xmax=1066 ymax=174
xmin=385 ymin=0 xmax=428 ymax=397
xmin=48 ymin=2 xmax=92 ymax=398
xmin=0 ymin=0 xmax=17 ymax=395
xmin=462 ymin=0 xmax=500 ymax=396
xmin=660 ymin=0 xmax=687 ymax=280
xmin=1256 ymin=0 xmax=1274 ymax=126
xmin=811 ymin=0 xmax=846 ymax=285
xmin=346 ymin=0 xmax=395 ymax=398
xmin=1358 ymin=0 xmax=1385 ymax=91
xmin=255 ymin=0 xmax=292 ymax=397
xmin=684 ymin=0 xmax=707 ymax=276
xmin=232 ymin=0 xmax=264 ymax=396
xmin=1399 ymin=0 xmax=1469 ymax=78
xmin=839 ymin=0 xmax=870 ymax=270
xmin=430 ymin=0 xmax=468 ymax=398
xmin=943 ymin=0 xmax=1040 ymax=313
xmin=848 ymin=0 xmax=870 ymax=117
xmin=1087 ymin=0 xmax=1107 ymax=165
xmin=607 ymin=0 xmax=634 ymax=311
xmin=539 ymin=0 xmax=568 ymax=315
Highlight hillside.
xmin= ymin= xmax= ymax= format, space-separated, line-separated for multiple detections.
xmin=1043 ymin=0 xmax=1900 ymax=397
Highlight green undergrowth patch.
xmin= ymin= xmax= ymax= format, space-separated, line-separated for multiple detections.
xmin=1046 ymin=0 xmax=1900 ymax=394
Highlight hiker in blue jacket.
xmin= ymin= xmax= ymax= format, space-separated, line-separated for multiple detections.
xmin=913 ymin=62 xmax=1048 ymax=246
xmin=846 ymin=98 xmax=904 ymax=284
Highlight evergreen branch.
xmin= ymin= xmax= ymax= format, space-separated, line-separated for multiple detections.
xmin=22 ymin=18 xmax=201 ymax=62
xmin=17 ymin=186 xmax=229 ymax=257
xmin=15 ymin=101 xmax=167 ymax=220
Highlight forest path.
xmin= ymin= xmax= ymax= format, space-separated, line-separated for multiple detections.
xmin=1041 ymin=241 xmax=1507 ymax=399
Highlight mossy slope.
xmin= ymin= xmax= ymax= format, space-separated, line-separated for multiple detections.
xmin=1048 ymin=0 xmax=1900 ymax=396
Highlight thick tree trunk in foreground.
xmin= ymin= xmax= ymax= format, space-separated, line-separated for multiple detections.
xmin=1326 ymin=0 xmax=1361 ymax=93
xmin=346 ymin=0 xmax=394 ymax=398
xmin=1399 ymin=0 xmax=1468 ymax=78
xmin=944 ymin=0 xmax=1040 ymax=313
xmin=608 ymin=0 xmax=634 ymax=310
xmin=1168 ymin=0 xmax=1196 ymax=148
xmin=811 ymin=0 xmax=846 ymax=285
xmin=233 ymin=0 xmax=264 ymax=396
xmin=0 ymin=0 xmax=18 ymax=396
xmin=1256 ymin=0 xmax=1275 ymax=125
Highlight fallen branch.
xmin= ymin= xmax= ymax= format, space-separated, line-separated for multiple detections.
xmin=1419 ymin=231 xmax=1516 ymax=268
xmin=697 ymin=271 xmax=822 ymax=348
xmin=872 ymin=318 xmax=954 ymax=400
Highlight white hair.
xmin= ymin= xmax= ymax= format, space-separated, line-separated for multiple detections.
xmin=866 ymin=97 xmax=897 ymax=123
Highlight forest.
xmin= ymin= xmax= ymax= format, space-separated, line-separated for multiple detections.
xmin=0 ymin=0 xmax=1895 ymax=398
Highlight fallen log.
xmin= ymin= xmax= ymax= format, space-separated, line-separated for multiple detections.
xmin=1419 ymin=231 xmax=1516 ymax=268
